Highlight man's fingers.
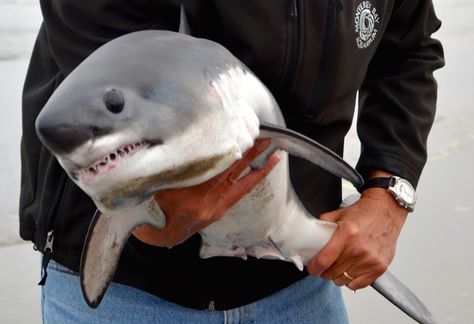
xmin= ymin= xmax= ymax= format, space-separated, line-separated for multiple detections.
xmin=333 ymin=272 xmax=355 ymax=287
xmin=227 ymin=139 xmax=272 ymax=183
xmin=204 ymin=139 xmax=272 ymax=190
xmin=212 ymin=152 xmax=280 ymax=218
xmin=346 ymin=272 xmax=381 ymax=290
xmin=242 ymin=139 xmax=273 ymax=162
xmin=330 ymin=258 xmax=372 ymax=287
xmin=331 ymin=254 xmax=386 ymax=289
xmin=319 ymin=209 xmax=342 ymax=223
xmin=320 ymin=247 xmax=359 ymax=281
xmin=235 ymin=151 xmax=280 ymax=191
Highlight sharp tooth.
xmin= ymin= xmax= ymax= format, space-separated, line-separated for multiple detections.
xmin=81 ymin=140 xmax=149 ymax=176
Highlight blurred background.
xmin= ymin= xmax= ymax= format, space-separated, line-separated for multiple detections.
xmin=0 ymin=0 xmax=472 ymax=323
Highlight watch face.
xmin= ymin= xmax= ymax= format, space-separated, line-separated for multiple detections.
xmin=394 ymin=178 xmax=416 ymax=205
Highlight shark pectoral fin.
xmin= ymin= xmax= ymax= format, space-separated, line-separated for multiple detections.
xmin=258 ymin=122 xmax=363 ymax=187
xmin=372 ymin=271 xmax=437 ymax=324
xmin=80 ymin=210 xmax=127 ymax=308
xmin=80 ymin=210 xmax=138 ymax=308
xmin=80 ymin=201 xmax=165 ymax=308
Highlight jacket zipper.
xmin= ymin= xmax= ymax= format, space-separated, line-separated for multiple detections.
xmin=308 ymin=0 xmax=343 ymax=117
xmin=38 ymin=172 xmax=68 ymax=285
xmin=279 ymin=0 xmax=299 ymax=91
xmin=38 ymin=230 xmax=54 ymax=285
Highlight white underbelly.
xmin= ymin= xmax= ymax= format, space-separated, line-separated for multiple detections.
xmin=200 ymin=155 xmax=290 ymax=246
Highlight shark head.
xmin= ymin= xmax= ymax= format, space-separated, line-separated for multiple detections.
xmin=36 ymin=31 xmax=260 ymax=213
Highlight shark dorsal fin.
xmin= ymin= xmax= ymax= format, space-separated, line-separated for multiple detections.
xmin=179 ymin=5 xmax=191 ymax=35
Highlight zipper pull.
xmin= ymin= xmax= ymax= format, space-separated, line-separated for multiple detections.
xmin=208 ymin=300 xmax=215 ymax=310
xmin=44 ymin=230 xmax=54 ymax=253
xmin=38 ymin=230 xmax=54 ymax=286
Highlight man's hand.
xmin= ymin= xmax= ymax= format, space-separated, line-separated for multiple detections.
xmin=133 ymin=139 xmax=280 ymax=248
xmin=307 ymin=171 xmax=408 ymax=290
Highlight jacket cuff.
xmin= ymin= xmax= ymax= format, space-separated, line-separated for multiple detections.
xmin=355 ymin=150 xmax=422 ymax=189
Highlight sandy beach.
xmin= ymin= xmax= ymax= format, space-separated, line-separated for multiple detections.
xmin=1 ymin=1 xmax=473 ymax=323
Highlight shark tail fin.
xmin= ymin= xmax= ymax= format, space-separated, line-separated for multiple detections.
xmin=372 ymin=271 xmax=438 ymax=324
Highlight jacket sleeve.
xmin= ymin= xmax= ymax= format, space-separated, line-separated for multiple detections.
xmin=356 ymin=0 xmax=445 ymax=187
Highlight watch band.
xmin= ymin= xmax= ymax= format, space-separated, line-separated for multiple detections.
xmin=358 ymin=177 xmax=396 ymax=192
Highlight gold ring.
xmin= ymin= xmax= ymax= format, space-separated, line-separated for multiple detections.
xmin=343 ymin=271 xmax=355 ymax=281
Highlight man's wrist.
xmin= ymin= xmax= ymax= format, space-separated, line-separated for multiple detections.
xmin=361 ymin=170 xmax=416 ymax=213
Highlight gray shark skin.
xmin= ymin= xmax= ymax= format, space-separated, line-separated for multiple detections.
xmin=35 ymin=23 xmax=435 ymax=324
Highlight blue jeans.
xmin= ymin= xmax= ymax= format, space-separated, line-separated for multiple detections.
xmin=42 ymin=260 xmax=348 ymax=323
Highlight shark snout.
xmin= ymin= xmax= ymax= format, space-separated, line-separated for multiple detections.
xmin=36 ymin=120 xmax=95 ymax=154
xmin=35 ymin=89 xmax=126 ymax=154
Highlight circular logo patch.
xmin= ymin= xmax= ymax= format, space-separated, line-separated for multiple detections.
xmin=355 ymin=1 xmax=380 ymax=49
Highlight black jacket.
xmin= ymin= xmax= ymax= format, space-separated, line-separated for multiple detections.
xmin=20 ymin=0 xmax=444 ymax=310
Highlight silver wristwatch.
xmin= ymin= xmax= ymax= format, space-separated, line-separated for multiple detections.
xmin=360 ymin=176 xmax=417 ymax=212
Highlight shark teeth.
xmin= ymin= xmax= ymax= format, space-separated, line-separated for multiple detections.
xmin=72 ymin=140 xmax=150 ymax=180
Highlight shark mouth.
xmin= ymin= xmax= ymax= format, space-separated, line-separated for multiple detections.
xmin=71 ymin=140 xmax=153 ymax=181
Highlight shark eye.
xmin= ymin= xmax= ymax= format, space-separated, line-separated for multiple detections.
xmin=104 ymin=89 xmax=124 ymax=114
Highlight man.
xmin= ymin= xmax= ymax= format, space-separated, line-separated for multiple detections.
xmin=21 ymin=0 xmax=444 ymax=322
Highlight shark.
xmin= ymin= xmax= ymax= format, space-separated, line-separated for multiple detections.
xmin=35 ymin=11 xmax=436 ymax=324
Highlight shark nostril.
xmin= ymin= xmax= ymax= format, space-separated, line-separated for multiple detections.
xmin=103 ymin=88 xmax=124 ymax=114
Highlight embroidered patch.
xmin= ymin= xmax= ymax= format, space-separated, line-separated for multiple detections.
xmin=355 ymin=1 xmax=380 ymax=49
